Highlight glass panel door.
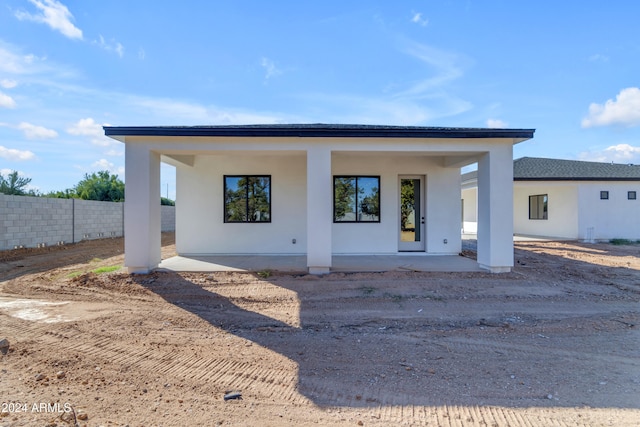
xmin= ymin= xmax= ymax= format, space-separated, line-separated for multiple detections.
xmin=398 ymin=176 xmax=425 ymax=251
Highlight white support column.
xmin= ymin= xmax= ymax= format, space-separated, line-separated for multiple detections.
xmin=477 ymin=145 xmax=514 ymax=273
xmin=124 ymin=143 xmax=161 ymax=273
xmin=306 ymin=146 xmax=332 ymax=274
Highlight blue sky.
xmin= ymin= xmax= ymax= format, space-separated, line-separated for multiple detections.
xmin=1 ymin=1 xmax=639 ymax=199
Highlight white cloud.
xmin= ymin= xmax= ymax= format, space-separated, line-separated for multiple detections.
xmin=397 ymin=41 xmax=466 ymax=97
xmin=411 ymin=12 xmax=428 ymax=27
xmin=0 ymin=45 xmax=27 ymax=74
xmin=67 ymin=117 xmax=113 ymax=146
xmin=582 ymin=87 xmax=640 ymax=128
xmin=131 ymin=98 xmax=209 ymax=122
xmin=0 ymin=42 xmax=54 ymax=76
xmin=578 ymin=144 xmax=640 ymax=164
xmin=487 ymin=118 xmax=508 ymax=128
xmin=15 ymin=0 xmax=83 ymax=40
xmin=130 ymin=96 xmax=284 ymax=124
xmin=289 ymin=41 xmax=473 ymax=126
xmin=67 ymin=117 xmax=102 ymax=136
xmin=0 ymin=91 xmax=16 ymax=108
xmin=261 ymin=57 xmax=282 ymax=80
xmin=91 ymin=159 xmax=124 ymax=176
xmin=105 ymin=149 xmax=123 ymax=156
xmin=1 ymin=79 xmax=17 ymax=89
xmin=0 ymin=145 xmax=36 ymax=161
xmin=92 ymin=158 xmax=114 ymax=170
xmin=588 ymin=53 xmax=609 ymax=62
xmin=95 ymin=35 xmax=125 ymax=58
xmin=0 ymin=41 xmax=82 ymax=88
xmin=18 ymin=122 xmax=58 ymax=139
xmin=138 ymin=47 xmax=146 ymax=60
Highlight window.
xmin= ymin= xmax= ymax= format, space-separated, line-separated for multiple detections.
xmin=529 ymin=194 xmax=548 ymax=220
xmin=333 ymin=176 xmax=380 ymax=222
xmin=224 ymin=176 xmax=271 ymax=222
xmin=600 ymin=191 xmax=609 ymax=200
xmin=629 ymin=191 xmax=637 ymax=200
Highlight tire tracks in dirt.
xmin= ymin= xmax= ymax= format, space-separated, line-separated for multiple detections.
xmin=4 ymin=316 xmax=599 ymax=426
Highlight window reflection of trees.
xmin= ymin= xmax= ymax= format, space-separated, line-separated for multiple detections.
xmin=225 ymin=176 xmax=271 ymax=222
xmin=334 ymin=176 xmax=380 ymax=222
xmin=400 ymin=179 xmax=415 ymax=231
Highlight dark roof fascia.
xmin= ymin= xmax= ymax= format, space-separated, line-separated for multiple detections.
xmin=103 ymin=125 xmax=535 ymax=140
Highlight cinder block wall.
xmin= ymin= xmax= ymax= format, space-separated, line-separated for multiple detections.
xmin=0 ymin=194 xmax=175 ymax=251
xmin=73 ymin=199 xmax=124 ymax=242
xmin=161 ymin=205 xmax=176 ymax=232
xmin=0 ymin=195 xmax=73 ymax=250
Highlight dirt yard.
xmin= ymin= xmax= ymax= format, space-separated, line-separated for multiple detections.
xmin=1 ymin=234 xmax=639 ymax=426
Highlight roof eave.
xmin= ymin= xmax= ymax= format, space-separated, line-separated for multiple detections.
xmin=103 ymin=125 xmax=535 ymax=140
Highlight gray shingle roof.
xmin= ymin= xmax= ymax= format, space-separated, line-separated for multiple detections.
xmin=461 ymin=157 xmax=640 ymax=182
xmin=514 ymin=157 xmax=640 ymax=181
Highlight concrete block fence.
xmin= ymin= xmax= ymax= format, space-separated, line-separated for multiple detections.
xmin=0 ymin=194 xmax=175 ymax=251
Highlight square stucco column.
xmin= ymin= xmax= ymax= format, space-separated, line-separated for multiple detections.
xmin=477 ymin=146 xmax=514 ymax=273
xmin=124 ymin=144 xmax=161 ymax=273
xmin=306 ymin=147 xmax=332 ymax=274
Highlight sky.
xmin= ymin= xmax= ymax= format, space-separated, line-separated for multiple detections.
xmin=1 ymin=1 xmax=640 ymax=200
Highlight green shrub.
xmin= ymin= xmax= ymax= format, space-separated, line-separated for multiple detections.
xmin=609 ymin=238 xmax=639 ymax=246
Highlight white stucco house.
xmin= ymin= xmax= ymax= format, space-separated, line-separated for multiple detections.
xmin=462 ymin=157 xmax=640 ymax=241
xmin=104 ymin=124 xmax=534 ymax=274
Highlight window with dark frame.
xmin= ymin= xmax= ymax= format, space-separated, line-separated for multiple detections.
xmin=529 ymin=194 xmax=548 ymax=220
xmin=600 ymin=191 xmax=609 ymax=200
xmin=224 ymin=175 xmax=271 ymax=222
xmin=629 ymin=191 xmax=637 ymax=200
xmin=333 ymin=176 xmax=380 ymax=222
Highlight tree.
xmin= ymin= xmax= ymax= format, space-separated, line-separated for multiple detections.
xmin=161 ymin=197 xmax=175 ymax=206
xmin=333 ymin=177 xmax=356 ymax=221
xmin=400 ymin=179 xmax=415 ymax=230
xmin=224 ymin=176 xmax=270 ymax=221
xmin=0 ymin=171 xmax=32 ymax=195
xmin=74 ymin=170 xmax=125 ymax=202
xmin=45 ymin=189 xmax=77 ymax=199
xmin=360 ymin=186 xmax=379 ymax=218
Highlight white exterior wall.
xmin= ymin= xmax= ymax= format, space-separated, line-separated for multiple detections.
xmin=425 ymin=165 xmax=463 ymax=254
xmin=514 ymin=183 xmax=578 ymax=238
xmin=331 ymin=154 xmax=461 ymax=255
xmin=124 ymin=144 xmax=161 ymax=273
xmin=464 ymin=180 xmax=640 ymax=240
xmin=476 ymin=146 xmax=515 ymax=272
xmin=176 ymin=152 xmax=462 ymax=256
xmin=577 ymin=182 xmax=640 ymax=240
xmin=176 ymin=153 xmax=307 ymax=255
xmin=461 ymin=187 xmax=477 ymax=233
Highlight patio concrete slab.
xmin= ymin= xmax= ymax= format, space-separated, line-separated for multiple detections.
xmin=157 ymin=254 xmax=482 ymax=273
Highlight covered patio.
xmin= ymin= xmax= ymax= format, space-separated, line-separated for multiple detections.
xmin=104 ymin=124 xmax=535 ymax=275
xmin=157 ymin=253 xmax=482 ymax=273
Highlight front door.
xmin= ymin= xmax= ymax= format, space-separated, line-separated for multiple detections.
xmin=398 ymin=175 xmax=425 ymax=251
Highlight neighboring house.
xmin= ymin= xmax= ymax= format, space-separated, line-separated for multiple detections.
xmin=462 ymin=157 xmax=640 ymax=241
xmin=104 ymin=124 xmax=534 ymax=274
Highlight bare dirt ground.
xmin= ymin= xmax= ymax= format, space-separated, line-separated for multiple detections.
xmin=1 ymin=233 xmax=639 ymax=427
